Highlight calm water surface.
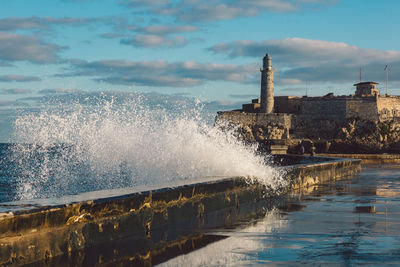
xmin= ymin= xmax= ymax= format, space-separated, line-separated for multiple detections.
xmin=161 ymin=165 xmax=400 ymax=266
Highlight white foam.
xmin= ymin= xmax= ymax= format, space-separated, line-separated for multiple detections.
xmin=11 ymin=93 xmax=285 ymax=200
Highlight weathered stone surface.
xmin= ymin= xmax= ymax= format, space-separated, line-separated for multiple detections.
xmin=317 ymin=153 xmax=400 ymax=164
xmin=216 ymin=110 xmax=400 ymax=153
xmin=0 ymin=156 xmax=360 ymax=265
xmin=215 ymin=112 xmax=291 ymax=143
xmin=226 ymin=54 xmax=400 ymax=154
xmin=260 ymin=54 xmax=274 ymax=114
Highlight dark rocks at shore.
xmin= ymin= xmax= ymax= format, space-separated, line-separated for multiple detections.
xmin=218 ymin=118 xmax=400 ymax=154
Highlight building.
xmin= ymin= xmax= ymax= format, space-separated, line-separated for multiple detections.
xmin=354 ymin=81 xmax=380 ymax=97
xmin=216 ymin=54 xmax=400 ymax=153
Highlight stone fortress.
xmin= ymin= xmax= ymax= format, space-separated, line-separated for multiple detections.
xmin=216 ymin=54 xmax=400 ymax=154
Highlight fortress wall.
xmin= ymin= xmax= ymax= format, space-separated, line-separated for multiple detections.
xmin=290 ymin=114 xmax=341 ymax=139
xmin=377 ymin=96 xmax=400 ymax=121
xmin=254 ymin=113 xmax=292 ymax=128
xmin=300 ymin=97 xmax=347 ymax=121
xmin=215 ymin=112 xmax=292 ymax=140
xmin=274 ymin=96 xmax=302 ymax=114
xmin=345 ymin=97 xmax=379 ymax=121
xmin=216 ymin=111 xmax=292 ymax=129
xmin=217 ymin=95 xmax=400 ymax=142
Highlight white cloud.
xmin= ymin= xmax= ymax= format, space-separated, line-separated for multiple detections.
xmin=99 ymin=33 xmax=125 ymax=39
xmin=154 ymin=0 xmax=298 ymax=22
xmin=141 ymin=25 xmax=198 ymax=35
xmin=58 ymin=59 xmax=257 ymax=87
xmin=122 ymin=0 xmax=169 ymax=7
xmin=0 ymin=75 xmax=41 ymax=82
xmin=208 ymin=38 xmax=400 ymax=84
xmin=39 ymin=88 xmax=79 ymax=94
xmin=0 ymin=16 xmax=100 ymax=32
xmin=209 ymin=38 xmax=400 ymax=66
xmin=100 ymin=20 xmax=199 ymax=48
xmin=120 ymin=0 xmax=335 ymax=22
xmin=0 ymin=100 xmax=28 ymax=107
xmin=279 ymin=78 xmax=303 ymax=85
xmin=121 ymin=34 xmax=188 ymax=48
xmin=0 ymin=88 xmax=32 ymax=94
xmin=0 ymin=32 xmax=64 ymax=63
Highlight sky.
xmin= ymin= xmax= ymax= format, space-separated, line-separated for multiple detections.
xmin=1 ymin=0 xmax=400 ymax=140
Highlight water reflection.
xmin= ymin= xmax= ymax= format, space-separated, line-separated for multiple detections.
xmin=160 ymin=165 xmax=400 ymax=266
xmin=160 ymin=209 xmax=288 ymax=266
xmin=354 ymin=205 xmax=376 ymax=213
xmin=30 ymin=165 xmax=400 ymax=266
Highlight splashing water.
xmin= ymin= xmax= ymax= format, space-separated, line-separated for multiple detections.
xmin=11 ymin=93 xmax=285 ymax=200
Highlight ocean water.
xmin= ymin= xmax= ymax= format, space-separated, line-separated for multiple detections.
xmin=0 ymin=92 xmax=284 ymax=202
xmin=0 ymin=143 xmax=18 ymax=203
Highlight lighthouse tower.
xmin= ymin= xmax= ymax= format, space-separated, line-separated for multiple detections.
xmin=260 ymin=54 xmax=274 ymax=113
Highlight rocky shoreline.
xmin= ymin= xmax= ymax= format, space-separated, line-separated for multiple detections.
xmin=216 ymin=113 xmax=400 ymax=154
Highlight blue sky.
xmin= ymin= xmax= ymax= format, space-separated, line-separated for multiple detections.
xmin=0 ymin=0 xmax=400 ymax=121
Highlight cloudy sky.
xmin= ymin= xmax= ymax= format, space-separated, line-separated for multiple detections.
xmin=0 ymin=0 xmax=400 ymax=112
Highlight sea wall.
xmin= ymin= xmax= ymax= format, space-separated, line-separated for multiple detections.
xmin=0 ymin=156 xmax=360 ymax=266
xmin=318 ymin=153 xmax=400 ymax=164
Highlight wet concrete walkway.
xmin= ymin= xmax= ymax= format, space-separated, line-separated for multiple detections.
xmin=162 ymin=165 xmax=400 ymax=266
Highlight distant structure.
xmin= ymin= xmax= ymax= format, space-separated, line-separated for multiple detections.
xmin=354 ymin=81 xmax=380 ymax=97
xmin=216 ymin=53 xmax=400 ymax=154
xmin=260 ymin=54 xmax=274 ymax=113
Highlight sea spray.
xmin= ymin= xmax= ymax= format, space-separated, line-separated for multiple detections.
xmin=11 ymin=92 xmax=286 ymax=200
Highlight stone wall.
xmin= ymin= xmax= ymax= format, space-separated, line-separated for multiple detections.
xmin=301 ymin=97 xmax=347 ymax=121
xmin=217 ymin=94 xmax=400 ymax=153
xmin=216 ymin=112 xmax=292 ymax=128
xmin=274 ymin=96 xmax=302 ymax=114
xmin=245 ymin=95 xmax=399 ymax=124
xmin=215 ymin=111 xmax=292 ymax=141
xmin=377 ymin=96 xmax=400 ymax=121
xmin=277 ymin=96 xmax=386 ymax=142
xmin=290 ymin=114 xmax=342 ymax=139
xmin=346 ymin=97 xmax=379 ymax=121
xmin=275 ymin=95 xmax=382 ymax=122
xmin=0 ymin=156 xmax=360 ymax=266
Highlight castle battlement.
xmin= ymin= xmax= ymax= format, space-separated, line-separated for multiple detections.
xmin=216 ymin=54 xmax=400 ymax=154
xmin=236 ymin=55 xmax=400 ymax=123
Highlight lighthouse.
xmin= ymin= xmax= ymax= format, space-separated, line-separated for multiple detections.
xmin=260 ymin=54 xmax=274 ymax=113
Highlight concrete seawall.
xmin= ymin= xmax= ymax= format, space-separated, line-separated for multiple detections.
xmin=318 ymin=153 xmax=400 ymax=164
xmin=0 ymin=156 xmax=360 ymax=266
